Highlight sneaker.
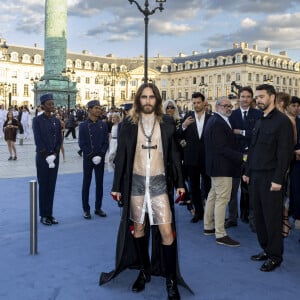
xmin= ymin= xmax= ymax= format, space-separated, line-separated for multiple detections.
xmin=294 ymin=219 xmax=300 ymax=230
xmin=203 ymin=229 xmax=215 ymax=236
xmin=216 ymin=235 xmax=240 ymax=247
xmin=8 ymin=156 xmax=12 ymax=160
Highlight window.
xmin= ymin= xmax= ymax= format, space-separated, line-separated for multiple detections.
xmin=120 ymin=80 xmax=126 ymax=87
xmin=75 ymin=60 xmax=82 ymax=68
xmin=295 ymin=79 xmax=298 ymax=86
xmin=178 ymin=79 xmax=182 ymax=86
xmin=226 ymin=74 xmax=231 ymax=82
xmin=23 ymin=84 xmax=29 ymax=96
xmin=276 ymin=77 xmax=280 ymax=84
xmin=12 ymin=83 xmax=17 ymax=96
xmin=24 ymin=72 xmax=29 ymax=79
xmin=178 ymin=63 xmax=183 ymax=71
xmin=161 ymin=91 xmax=166 ymax=100
xmin=85 ymin=77 xmax=90 ymax=84
xmin=22 ymin=54 xmax=31 ymax=63
xmin=161 ymin=79 xmax=167 ymax=87
xmin=76 ymin=76 xmax=81 ymax=84
xmin=131 ymin=91 xmax=135 ymax=100
xmin=256 ymin=74 xmax=260 ymax=82
xmin=217 ymin=75 xmax=221 ymax=83
xmin=85 ymin=89 xmax=90 ymax=100
xmin=130 ymin=80 xmax=137 ymax=87
xmin=248 ymin=73 xmax=252 ymax=81
xmin=283 ymin=78 xmax=286 ymax=85
xmin=33 ymin=55 xmax=42 ymax=64
xmin=236 ymin=73 xmax=241 ymax=81
xmin=192 ymin=77 xmax=197 ymax=84
xmin=289 ymin=78 xmax=292 ymax=86
xmin=84 ymin=61 xmax=91 ymax=69
xmin=121 ymin=91 xmax=125 ymax=100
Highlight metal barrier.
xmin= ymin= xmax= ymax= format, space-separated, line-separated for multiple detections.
xmin=30 ymin=180 xmax=38 ymax=255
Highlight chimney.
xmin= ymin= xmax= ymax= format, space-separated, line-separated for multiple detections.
xmin=233 ymin=43 xmax=239 ymax=49
xmin=279 ymin=51 xmax=287 ymax=56
xmin=192 ymin=50 xmax=198 ymax=55
xmin=253 ymin=44 xmax=258 ymax=50
xmin=207 ymin=48 xmax=211 ymax=53
xmin=240 ymin=42 xmax=246 ymax=49
xmin=265 ymin=47 xmax=270 ymax=53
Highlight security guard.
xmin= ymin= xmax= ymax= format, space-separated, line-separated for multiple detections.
xmin=32 ymin=93 xmax=62 ymax=226
xmin=79 ymin=100 xmax=109 ymax=219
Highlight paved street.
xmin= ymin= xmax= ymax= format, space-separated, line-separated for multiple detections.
xmin=0 ymin=135 xmax=83 ymax=179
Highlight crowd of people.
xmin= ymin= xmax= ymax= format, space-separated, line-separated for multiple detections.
xmin=2 ymin=82 xmax=300 ymax=300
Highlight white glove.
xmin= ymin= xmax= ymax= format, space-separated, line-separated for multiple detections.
xmin=46 ymin=155 xmax=56 ymax=168
xmin=92 ymin=156 xmax=101 ymax=165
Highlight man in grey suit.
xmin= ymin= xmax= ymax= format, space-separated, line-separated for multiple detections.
xmin=203 ymin=96 xmax=243 ymax=247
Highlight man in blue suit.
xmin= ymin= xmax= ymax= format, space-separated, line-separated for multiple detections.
xmin=79 ymin=100 xmax=109 ymax=219
xmin=32 ymin=93 xmax=62 ymax=226
xmin=226 ymin=87 xmax=262 ymax=231
xmin=204 ymin=96 xmax=243 ymax=247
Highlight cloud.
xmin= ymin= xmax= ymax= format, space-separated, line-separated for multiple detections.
xmin=241 ymin=18 xmax=257 ymax=28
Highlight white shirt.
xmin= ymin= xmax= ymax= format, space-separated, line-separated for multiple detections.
xmin=195 ymin=112 xmax=205 ymax=138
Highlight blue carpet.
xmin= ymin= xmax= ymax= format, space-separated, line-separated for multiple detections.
xmin=0 ymin=172 xmax=299 ymax=300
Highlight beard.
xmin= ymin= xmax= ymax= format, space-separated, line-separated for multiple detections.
xmin=141 ymin=104 xmax=155 ymax=114
xmin=257 ymin=102 xmax=268 ymax=111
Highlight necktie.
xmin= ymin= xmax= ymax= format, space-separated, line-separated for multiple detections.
xmin=243 ymin=111 xmax=247 ymax=120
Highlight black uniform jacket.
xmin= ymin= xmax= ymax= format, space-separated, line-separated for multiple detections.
xmin=99 ymin=115 xmax=193 ymax=294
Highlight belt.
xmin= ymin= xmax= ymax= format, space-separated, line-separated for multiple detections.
xmin=111 ymin=137 xmax=117 ymax=139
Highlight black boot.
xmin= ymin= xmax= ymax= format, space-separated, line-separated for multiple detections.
xmin=132 ymin=236 xmax=151 ymax=293
xmin=163 ymin=241 xmax=181 ymax=300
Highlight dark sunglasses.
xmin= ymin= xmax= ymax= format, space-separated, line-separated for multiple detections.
xmin=166 ymin=106 xmax=175 ymax=110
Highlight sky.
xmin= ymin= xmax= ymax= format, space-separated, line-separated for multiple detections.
xmin=1 ymin=0 xmax=300 ymax=61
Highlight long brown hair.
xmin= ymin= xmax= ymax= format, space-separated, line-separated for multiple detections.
xmin=129 ymin=83 xmax=163 ymax=124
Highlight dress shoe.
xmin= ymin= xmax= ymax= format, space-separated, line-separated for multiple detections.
xmin=40 ymin=217 xmax=52 ymax=226
xmin=95 ymin=209 xmax=107 ymax=217
xmin=203 ymin=229 xmax=215 ymax=236
xmin=50 ymin=216 xmax=59 ymax=224
xmin=224 ymin=220 xmax=238 ymax=228
xmin=166 ymin=278 xmax=180 ymax=300
xmin=260 ymin=259 xmax=281 ymax=272
xmin=190 ymin=214 xmax=202 ymax=223
xmin=83 ymin=212 xmax=91 ymax=219
xmin=132 ymin=270 xmax=151 ymax=292
xmin=251 ymin=252 xmax=268 ymax=261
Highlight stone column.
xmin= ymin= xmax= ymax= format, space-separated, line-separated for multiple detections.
xmin=44 ymin=0 xmax=67 ymax=79
xmin=35 ymin=0 xmax=77 ymax=109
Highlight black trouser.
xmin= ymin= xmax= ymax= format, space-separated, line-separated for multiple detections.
xmin=185 ymin=165 xmax=211 ymax=217
xmin=65 ymin=127 xmax=76 ymax=139
xmin=248 ymin=170 xmax=284 ymax=263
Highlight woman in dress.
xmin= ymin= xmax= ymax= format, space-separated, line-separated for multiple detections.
xmin=3 ymin=111 xmax=19 ymax=160
xmin=107 ymin=113 xmax=121 ymax=172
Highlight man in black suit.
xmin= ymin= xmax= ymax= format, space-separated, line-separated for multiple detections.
xmin=226 ymin=87 xmax=262 ymax=230
xmin=204 ymin=96 xmax=243 ymax=247
xmin=178 ymin=92 xmax=211 ymax=223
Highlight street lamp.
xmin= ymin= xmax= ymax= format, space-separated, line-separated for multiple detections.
xmin=230 ymin=81 xmax=242 ymax=98
xmin=199 ymin=82 xmax=208 ymax=96
xmin=62 ymin=68 xmax=76 ymax=112
xmin=128 ymin=0 xmax=166 ymax=84
xmin=0 ymin=83 xmax=11 ymax=109
xmin=0 ymin=39 xmax=9 ymax=60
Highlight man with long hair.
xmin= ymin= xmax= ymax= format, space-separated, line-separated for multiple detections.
xmin=100 ymin=83 xmax=192 ymax=299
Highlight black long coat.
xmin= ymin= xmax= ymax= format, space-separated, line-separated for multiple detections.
xmin=99 ymin=115 xmax=193 ymax=293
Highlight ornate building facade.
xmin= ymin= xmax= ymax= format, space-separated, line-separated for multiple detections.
xmin=0 ymin=38 xmax=299 ymax=110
